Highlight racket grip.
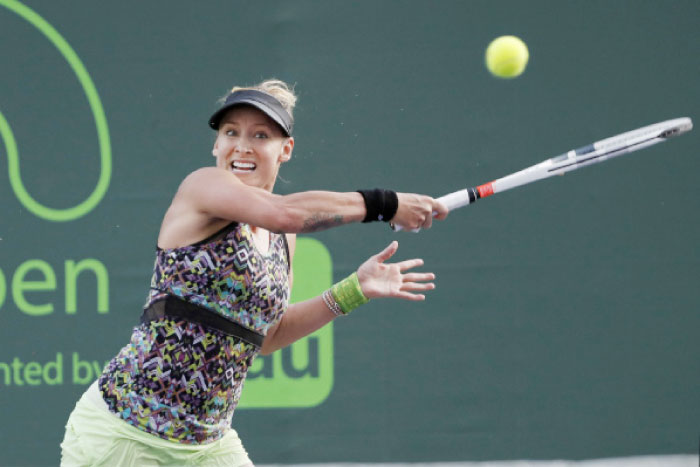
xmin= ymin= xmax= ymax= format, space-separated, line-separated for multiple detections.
xmin=392 ymin=189 xmax=472 ymax=232
xmin=437 ymin=189 xmax=472 ymax=211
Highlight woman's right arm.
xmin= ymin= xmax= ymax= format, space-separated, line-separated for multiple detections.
xmin=179 ymin=167 xmax=446 ymax=233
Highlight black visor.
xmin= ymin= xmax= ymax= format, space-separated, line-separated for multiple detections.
xmin=208 ymin=89 xmax=293 ymax=136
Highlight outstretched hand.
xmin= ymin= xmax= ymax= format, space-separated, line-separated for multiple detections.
xmin=356 ymin=241 xmax=436 ymax=301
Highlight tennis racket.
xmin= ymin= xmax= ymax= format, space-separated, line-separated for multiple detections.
xmin=394 ymin=117 xmax=693 ymax=231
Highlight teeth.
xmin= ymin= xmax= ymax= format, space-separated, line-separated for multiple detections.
xmin=232 ymin=161 xmax=256 ymax=171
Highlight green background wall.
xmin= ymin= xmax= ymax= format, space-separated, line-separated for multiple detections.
xmin=0 ymin=1 xmax=698 ymax=465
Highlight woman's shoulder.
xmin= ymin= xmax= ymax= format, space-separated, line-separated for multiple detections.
xmin=176 ymin=167 xmax=241 ymax=198
xmin=182 ymin=166 xmax=228 ymax=185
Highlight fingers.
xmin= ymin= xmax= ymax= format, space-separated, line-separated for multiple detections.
xmin=374 ymin=241 xmax=399 ymax=263
xmin=394 ymin=292 xmax=426 ymax=301
xmin=420 ymin=195 xmax=434 ymax=229
xmin=393 ymin=193 xmax=437 ymax=231
xmin=432 ymin=199 xmax=449 ymax=220
xmin=400 ymin=272 xmax=436 ymax=293
xmin=362 ymin=245 xmax=438 ymax=302
xmin=394 ymin=258 xmax=424 ymax=271
xmin=401 ymin=281 xmax=435 ymax=292
xmin=402 ymin=272 xmax=435 ymax=282
xmin=397 ymin=271 xmax=435 ymax=300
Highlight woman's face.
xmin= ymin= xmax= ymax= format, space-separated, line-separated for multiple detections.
xmin=212 ymin=106 xmax=293 ymax=191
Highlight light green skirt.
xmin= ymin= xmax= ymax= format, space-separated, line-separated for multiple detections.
xmin=60 ymin=381 xmax=253 ymax=467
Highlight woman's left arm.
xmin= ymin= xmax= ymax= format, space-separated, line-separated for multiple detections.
xmin=260 ymin=241 xmax=434 ymax=355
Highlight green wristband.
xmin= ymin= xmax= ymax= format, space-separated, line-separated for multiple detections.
xmin=330 ymin=272 xmax=369 ymax=315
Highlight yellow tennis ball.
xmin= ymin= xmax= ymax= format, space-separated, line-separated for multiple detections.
xmin=485 ymin=35 xmax=529 ymax=78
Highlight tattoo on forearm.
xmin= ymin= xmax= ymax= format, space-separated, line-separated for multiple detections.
xmin=301 ymin=213 xmax=344 ymax=232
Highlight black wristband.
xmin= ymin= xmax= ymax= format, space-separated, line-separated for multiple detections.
xmin=357 ymin=189 xmax=398 ymax=222
xmin=382 ymin=189 xmax=399 ymax=222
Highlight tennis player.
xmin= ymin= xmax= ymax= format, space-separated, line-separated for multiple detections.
xmin=60 ymin=79 xmax=447 ymax=466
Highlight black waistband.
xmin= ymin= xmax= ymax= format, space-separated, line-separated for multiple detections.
xmin=141 ymin=296 xmax=264 ymax=349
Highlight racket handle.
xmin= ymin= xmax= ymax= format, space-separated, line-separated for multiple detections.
xmin=392 ymin=189 xmax=472 ymax=232
xmin=437 ymin=189 xmax=472 ymax=211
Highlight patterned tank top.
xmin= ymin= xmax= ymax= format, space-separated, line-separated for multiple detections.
xmin=98 ymin=222 xmax=290 ymax=444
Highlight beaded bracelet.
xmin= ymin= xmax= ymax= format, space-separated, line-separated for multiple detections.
xmin=330 ymin=272 xmax=369 ymax=315
xmin=322 ymin=289 xmax=344 ymax=317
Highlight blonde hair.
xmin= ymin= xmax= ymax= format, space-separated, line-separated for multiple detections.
xmin=226 ymin=79 xmax=297 ymax=119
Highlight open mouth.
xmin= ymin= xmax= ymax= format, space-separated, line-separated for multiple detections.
xmin=231 ymin=161 xmax=256 ymax=173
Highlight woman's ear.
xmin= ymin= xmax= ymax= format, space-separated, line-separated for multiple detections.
xmin=279 ymin=137 xmax=294 ymax=163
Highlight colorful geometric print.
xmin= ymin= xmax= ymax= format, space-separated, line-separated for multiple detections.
xmin=99 ymin=223 xmax=290 ymax=444
xmin=148 ymin=222 xmax=290 ymax=335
